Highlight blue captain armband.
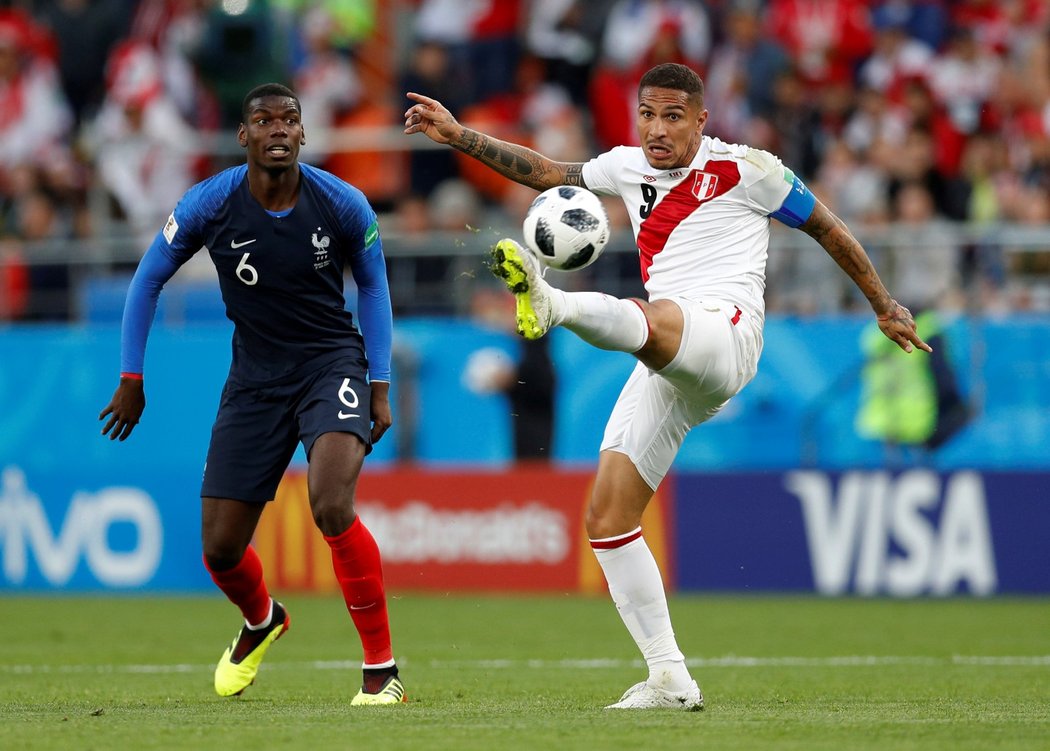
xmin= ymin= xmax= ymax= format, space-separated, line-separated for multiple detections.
xmin=770 ymin=176 xmax=816 ymax=228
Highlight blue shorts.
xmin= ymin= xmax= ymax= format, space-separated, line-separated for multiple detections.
xmin=200 ymin=355 xmax=372 ymax=503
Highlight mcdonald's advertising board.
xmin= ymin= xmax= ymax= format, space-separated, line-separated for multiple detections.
xmin=255 ymin=466 xmax=674 ymax=594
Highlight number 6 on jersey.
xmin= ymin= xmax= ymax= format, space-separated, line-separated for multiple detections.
xmin=236 ymin=253 xmax=259 ymax=286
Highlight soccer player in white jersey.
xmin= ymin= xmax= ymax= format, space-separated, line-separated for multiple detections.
xmin=405 ymin=63 xmax=930 ymax=711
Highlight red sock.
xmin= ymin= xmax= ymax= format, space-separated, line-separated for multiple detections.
xmin=325 ymin=517 xmax=393 ymax=665
xmin=203 ymin=546 xmax=272 ymax=626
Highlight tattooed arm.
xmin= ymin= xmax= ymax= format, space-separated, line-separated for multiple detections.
xmin=801 ymin=200 xmax=932 ymax=354
xmin=403 ymin=91 xmax=585 ymax=191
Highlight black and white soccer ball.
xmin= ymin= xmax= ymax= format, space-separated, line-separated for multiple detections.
xmin=522 ymin=186 xmax=610 ymax=271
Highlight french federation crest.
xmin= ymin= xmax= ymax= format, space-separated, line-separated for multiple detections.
xmin=312 ymin=227 xmax=331 ymax=270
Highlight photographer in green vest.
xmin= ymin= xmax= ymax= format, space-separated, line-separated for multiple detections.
xmin=857 ymin=309 xmax=971 ymax=452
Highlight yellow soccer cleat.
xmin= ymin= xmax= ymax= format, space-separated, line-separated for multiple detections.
xmin=350 ymin=673 xmax=407 ymax=706
xmin=214 ymin=600 xmax=290 ymax=697
xmin=490 ymin=238 xmax=553 ymax=340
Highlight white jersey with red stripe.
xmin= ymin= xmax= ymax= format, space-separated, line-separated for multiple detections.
xmin=581 ymin=136 xmax=797 ymax=322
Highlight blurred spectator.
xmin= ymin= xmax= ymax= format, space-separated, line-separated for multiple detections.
xmin=0 ymin=10 xmax=78 ymax=211
xmin=813 ymin=138 xmax=889 ymax=225
xmin=386 ymin=177 xmax=483 ymax=316
xmin=882 ymin=79 xmax=968 ymax=218
xmin=87 ymin=41 xmax=199 ymax=249
xmin=588 ymin=0 xmax=712 ymax=151
xmin=0 ymin=238 xmax=28 ymax=320
xmin=599 ymin=0 xmax=709 ymax=73
xmin=128 ymin=0 xmax=217 ymax=129
xmin=927 ymin=26 xmax=1000 ymax=137
xmin=950 ymin=0 xmax=1013 ymax=56
xmin=857 ymin=15 xmax=934 ymax=95
xmin=953 ymin=133 xmax=1009 ymax=309
xmin=959 ymin=132 xmax=1008 ymax=224
xmin=843 ymin=86 xmax=894 ymax=158
xmin=390 ymin=194 xmax=430 ymax=236
xmin=427 ymin=178 xmax=483 ymax=232
xmin=704 ymin=1 xmax=789 ymax=142
xmin=811 ymin=76 xmax=859 ymax=155
xmin=17 ymin=187 xmax=73 ymax=320
xmin=413 ymin=0 xmax=522 ymax=105
xmin=525 ymin=0 xmax=607 ymax=105
xmin=292 ymin=7 xmax=363 ymax=165
xmin=400 ymin=40 xmax=467 ymax=197
xmin=985 ymin=64 xmax=1047 ymax=179
xmin=33 ymin=0 xmax=132 ymax=125
xmin=856 ymin=307 xmax=971 ymax=455
xmin=870 ymin=0 xmax=950 ymax=51
xmin=884 ymin=181 xmax=962 ymax=310
xmin=465 ymin=287 xmax=556 ymax=460
xmin=455 ymin=55 xmax=583 ymax=203
xmin=764 ymin=67 xmax=822 ymax=178
xmin=765 ymin=0 xmax=874 ymax=89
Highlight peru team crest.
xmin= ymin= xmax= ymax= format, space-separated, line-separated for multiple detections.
xmin=691 ymin=171 xmax=719 ymax=201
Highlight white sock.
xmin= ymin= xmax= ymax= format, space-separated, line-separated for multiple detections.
xmin=591 ymin=529 xmax=693 ymax=692
xmin=362 ymin=659 xmax=396 ymax=670
xmin=552 ymin=291 xmax=649 ymax=353
xmin=246 ymin=599 xmax=274 ymax=630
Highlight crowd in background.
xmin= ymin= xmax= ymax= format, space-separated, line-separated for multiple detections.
xmin=0 ymin=0 xmax=1048 ymax=322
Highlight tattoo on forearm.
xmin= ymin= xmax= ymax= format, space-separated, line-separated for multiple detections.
xmin=805 ymin=208 xmax=892 ymax=311
xmin=454 ymin=129 xmax=538 ymax=183
xmin=452 ymin=128 xmax=580 ymax=190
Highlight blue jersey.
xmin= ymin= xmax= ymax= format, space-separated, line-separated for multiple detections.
xmin=120 ymin=163 xmax=393 ymax=386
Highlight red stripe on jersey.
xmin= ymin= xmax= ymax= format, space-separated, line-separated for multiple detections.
xmin=636 ymin=160 xmax=741 ymax=284
xmin=590 ymin=528 xmax=643 ymax=550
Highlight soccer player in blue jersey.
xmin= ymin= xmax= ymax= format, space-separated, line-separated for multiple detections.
xmin=100 ymin=83 xmax=405 ymax=705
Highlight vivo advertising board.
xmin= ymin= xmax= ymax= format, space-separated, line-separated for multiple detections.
xmin=0 ymin=465 xmax=209 ymax=591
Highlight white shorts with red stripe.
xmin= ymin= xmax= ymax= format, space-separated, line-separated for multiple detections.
xmin=599 ymin=298 xmax=763 ymax=490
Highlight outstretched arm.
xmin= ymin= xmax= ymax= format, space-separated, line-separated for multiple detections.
xmin=403 ymin=92 xmax=585 ymax=191
xmin=800 ymin=199 xmax=932 ymax=354
xmin=99 ymin=234 xmax=184 ymax=440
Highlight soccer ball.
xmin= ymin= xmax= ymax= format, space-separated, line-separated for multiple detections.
xmin=522 ymin=185 xmax=610 ymax=271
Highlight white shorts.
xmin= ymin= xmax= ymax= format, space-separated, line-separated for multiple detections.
xmin=600 ymin=298 xmax=763 ymax=490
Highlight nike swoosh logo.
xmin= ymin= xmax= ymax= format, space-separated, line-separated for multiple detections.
xmin=338 ymin=412 xmax=360 ymax=420
xmin=349 ymin=602 xmax=375 ymax=611
xmin=230 ymin=238 xmax=257 ymax=249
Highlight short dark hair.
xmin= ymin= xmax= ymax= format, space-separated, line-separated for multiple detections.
xmin=638 ymin=63 xmax=704 ymax=105
xmin=241 ymin=83 xmax=301 ymax=123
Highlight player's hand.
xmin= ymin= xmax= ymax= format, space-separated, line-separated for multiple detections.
xmin=99 ymin=377 xmax=146 ymax=441
xmin=876 ymin=300 xmax=933 ymax=354
xmin=403 ymin=92 xmax=462 ymax=144
xmin=369 ymin=381 xmax=393 ymax=445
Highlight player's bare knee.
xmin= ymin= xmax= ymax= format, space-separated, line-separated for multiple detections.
xmin=311 ymin=499 xmax=357 ymax=537
xmin=634 ymin=298 xmax=684 ymax=370
xmin=585 ymin=502 xmax=639 ymax=540
xmin=202 ymin=545 xmax=247 ymax=572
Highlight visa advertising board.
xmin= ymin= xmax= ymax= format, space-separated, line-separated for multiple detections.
xmin=675 ymin=470 xmax=1048 ymax=595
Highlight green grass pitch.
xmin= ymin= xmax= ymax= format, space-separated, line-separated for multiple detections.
xmin=2 ymin=594 xmax=1048 ymax=750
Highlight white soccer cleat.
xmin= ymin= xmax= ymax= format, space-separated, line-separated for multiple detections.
xmin=604 ymin=680 xmax=704 ymax=711
xmin=490 ymin=238 xmax=553 ymax=340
